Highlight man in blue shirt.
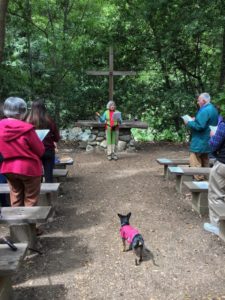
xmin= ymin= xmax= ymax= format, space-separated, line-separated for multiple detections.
xmin=184 ymin=93 xmax=218 ymax=180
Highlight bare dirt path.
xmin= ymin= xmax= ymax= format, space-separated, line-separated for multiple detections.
xmin=9 ymin=143 xmax=225 ymax=299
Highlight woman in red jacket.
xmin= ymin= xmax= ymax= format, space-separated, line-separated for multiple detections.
xmin=0 ymin=97 xmax=45 ymax=206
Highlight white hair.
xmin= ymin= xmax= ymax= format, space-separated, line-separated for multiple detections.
xmin=106 ymin=101 xmax=116 ymax=109
xmin=199 ymin=93 xmax=211 ymax=103
xmin=3 ymin=97 xmax=27 ymax=117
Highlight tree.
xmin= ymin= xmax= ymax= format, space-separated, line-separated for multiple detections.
xmin=0 ymin=0 xmax=9 ymax=62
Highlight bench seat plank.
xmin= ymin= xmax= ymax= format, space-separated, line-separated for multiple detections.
xmin=0 ymin=183 xmax=60 ymax=194
xmin=0 ymin=243 xmax=27 ymax=276
xmin=184 ymin=181 xmax=208 ymax=192
xmin=169 ymin=167 xmax=211 ymax=175
xmin=0 ymin=207 xmax=52 ymax=224
xmin=156 ymin=158 xmax=189 ymax=165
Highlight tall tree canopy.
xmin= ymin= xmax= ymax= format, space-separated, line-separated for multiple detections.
xmin=1 ymin=0 xmax=225 ymax=140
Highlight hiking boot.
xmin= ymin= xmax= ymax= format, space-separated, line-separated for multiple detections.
xmin=203 ymin=223 xmax=219 ymax=235
xmin=107 ymin=155 xmax=112 ymax=161
xmin=113 ymin=155 xmax=118 ymax=160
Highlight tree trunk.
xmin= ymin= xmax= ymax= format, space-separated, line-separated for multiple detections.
xmin=0 ymin=0 xmax=9 ymax=62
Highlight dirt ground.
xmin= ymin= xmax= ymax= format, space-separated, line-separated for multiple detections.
xmin=3 ymin=142 xmax=225 ymax=300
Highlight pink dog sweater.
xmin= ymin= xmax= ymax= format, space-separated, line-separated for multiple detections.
xmin=120 ymin=225 xmax=139 ymax=244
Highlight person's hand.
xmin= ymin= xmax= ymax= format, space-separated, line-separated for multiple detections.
xmin=96 ymin=112 xmax=100 ymax=117
xmin=210 ymin=130 xmax=215 ymax=137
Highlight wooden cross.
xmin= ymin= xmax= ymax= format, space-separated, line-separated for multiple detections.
xmin=87 ymin=47 xmax=136 ymax=101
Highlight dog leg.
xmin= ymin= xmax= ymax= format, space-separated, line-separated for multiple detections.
xmin=139 ymin=245 xmax=143 ymax=264
xmin=122 ymin=238 xmax=126 ymax=252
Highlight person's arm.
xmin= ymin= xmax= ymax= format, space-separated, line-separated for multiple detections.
xmin=96 ymin=111 xmax=106 ymax=123
xmin=209 ymin=122 xmax=225 ymax=152
xmin=186 ymin=109 xmax=209 ymax=131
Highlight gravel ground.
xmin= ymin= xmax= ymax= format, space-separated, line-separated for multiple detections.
xmin=2 ymin=142 xmax=225 ymax=300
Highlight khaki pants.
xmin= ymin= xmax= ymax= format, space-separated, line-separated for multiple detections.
xmin=208 ymin=161 xmax=225 ymax=226
xmin=189 ymin=152 xmax=209 ymax=180
xmin=6 ymin=174 xmax=42 ymax=207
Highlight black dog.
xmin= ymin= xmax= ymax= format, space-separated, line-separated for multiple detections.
xmin=118 ymin=212 xmax=144 ymax=265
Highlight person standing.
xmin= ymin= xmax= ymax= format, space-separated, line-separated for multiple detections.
xmin=96 ymin=101 xmax=122 ymax=161
xmin=184 ymin=93 xmax=218 ymax=180
xmin=26 ymin=100 xmax=60 ymax=183
xmin=204 ymin=118 xmax=225 ymax=235
xmin=0 ymin=97 xmax=45 ymax=207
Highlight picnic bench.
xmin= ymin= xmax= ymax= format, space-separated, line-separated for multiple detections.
xmin=0 ymin=242 xmax=27 ymax=300
xmin=168 ymin=166 xmax=211 ymax=193
xmin=0 ymin=183 xmax=60 ymax=206
xmin=210 ymin=203 xmax=225 ymax=242
xmin=183 ymin=181 xmax=208 ymax=216
xmin=0 ymin=207 xmax=52 ymax=248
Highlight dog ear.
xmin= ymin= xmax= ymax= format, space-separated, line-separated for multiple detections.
xmin=118 ymin=213 xmax=122 ymax=218
xmin=127 ymin=212 xmax=131 ymax=219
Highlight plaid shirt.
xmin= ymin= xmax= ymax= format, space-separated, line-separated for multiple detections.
xmin=209 ymin=121 xmax=225 ymax=152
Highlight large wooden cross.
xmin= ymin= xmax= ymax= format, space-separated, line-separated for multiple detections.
xmin=87 ymin=47 xmax=136 ymax=101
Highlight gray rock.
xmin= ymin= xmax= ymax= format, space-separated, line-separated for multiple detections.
xmin=86 ymin=145 xmax=94 ymax=152
xmin=117 ymin=140 xmax=127 ymax=152
xmin=119 ymin=135 xmax=131 ymax=142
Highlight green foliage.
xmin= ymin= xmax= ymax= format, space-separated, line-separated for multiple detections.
xmin=1 ymin=0 xmax=225 ymax=142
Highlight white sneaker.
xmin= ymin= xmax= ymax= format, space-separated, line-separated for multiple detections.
xmin=203 ymin=223 xmax=219 ymax=235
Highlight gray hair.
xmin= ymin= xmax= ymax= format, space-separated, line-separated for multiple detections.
xmin=199 ymin=93 xmax=211 ymax=103
xmin=3 ymin=97 xmax=27 ymax=118
xmin=106 ymin=101 xmax=116 ymax=109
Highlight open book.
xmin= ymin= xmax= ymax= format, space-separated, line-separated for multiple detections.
xmin=35 ymin=129 xmax=50 ymax=141
xmin=209 ymin=126 xmax=218 ymax=134
xmin=112 ymin=111 xmax=121 ymax=121
xmin=181 ymin=115 xmax=193 ymax=122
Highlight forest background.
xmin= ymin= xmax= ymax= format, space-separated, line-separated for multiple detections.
xmin=1 ymin=0 xmax=225 ymax=142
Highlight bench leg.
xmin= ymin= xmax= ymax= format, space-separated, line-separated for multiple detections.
xmin=219 ymin=221 xmax=225 ymax=242
xmin=10 ymin=223 xmax=36 ymax=248
xmin=0 ymin=277 xmax=14 ymax=300
xmin=191 ymin=191 xmax=208 ymax=216
xmin=176 ymin=175 xmax=192 ymax=193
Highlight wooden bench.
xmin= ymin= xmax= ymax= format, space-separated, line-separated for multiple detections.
xmin=183 ymin=181 xmax=208 ymax=216
xmin=156 ymin=158 xmax=190 ymax=178
xmin=210 ymin=203 xmax=225 ymax=242
xmin=168 ymin=166 xmax=211 ymax=193
xmin=0 ymin=207 xmax=52 ymax=248
xmin=157 ymin=157 xmax=215 ymax=179
xmin=0 ymin=183 xmax=60 ymax=206
xmin=0 ymin=242 xmax=27 ymax=300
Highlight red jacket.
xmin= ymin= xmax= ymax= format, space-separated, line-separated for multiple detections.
xmin=0 ymin=118 xmax=45 ymax=176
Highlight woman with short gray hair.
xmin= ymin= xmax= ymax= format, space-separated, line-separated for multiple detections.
xmin=96 ymin=101 xmax=122 ymax=160
xmin=0 ymin=97 xmax=45 ymax=208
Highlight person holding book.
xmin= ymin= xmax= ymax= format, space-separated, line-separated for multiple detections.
xmin=183 ymin=93 xmax=218 ymax=180
xmin=204 ymin=117 xmax=225 ymax=235
xmin=96 ymin=100 xmax=122 ymax=161
xmin=0 ymin=97 xmax=45 ymax=207
xmin=26 ymin=100 xmax=60 ymax=182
